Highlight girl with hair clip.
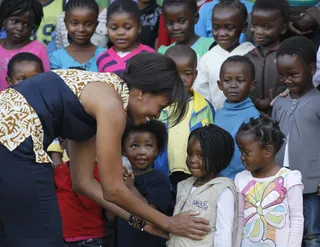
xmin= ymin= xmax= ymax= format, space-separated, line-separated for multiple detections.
xmin=0 ymin=0 xmax=50 ymax=91
xmin=235 ymin=117 xmax=304 ymax=247
xmin=0 ymin=52 xmax=210 ymax=247
xmin=50 ymin=0 xmax=106 ymax=71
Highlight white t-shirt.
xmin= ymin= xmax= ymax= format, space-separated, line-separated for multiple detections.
xmin=235 ymin=168 xmax=304 ymax=247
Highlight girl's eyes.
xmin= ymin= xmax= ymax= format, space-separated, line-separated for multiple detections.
xmin=179 ymin=20 xmax=186 ymax=24
xmin=227 ymin=25 xmax=235 ymax=30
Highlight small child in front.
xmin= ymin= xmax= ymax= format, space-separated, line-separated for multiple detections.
xmin=168 ymin=124 xmax=237 ymax=247
xmin=272 ymin=36 xmax=320 ymax=247
xmin=113 ymin=120 xmax=173 ymax=247
xmin=215 ymin=55 xmax=260 ymax=180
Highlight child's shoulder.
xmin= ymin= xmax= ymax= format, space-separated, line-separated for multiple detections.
xmin=138 ymin=43 xmax=156 ymax=52
xmin=157 ymin=43 xmax=173 ymax=54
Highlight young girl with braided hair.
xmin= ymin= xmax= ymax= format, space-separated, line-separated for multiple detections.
xmin=168 ymin=124 xmax=238 ymax=247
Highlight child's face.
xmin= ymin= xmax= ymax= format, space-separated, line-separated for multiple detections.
xmin=124 ymin=131 xmax=159 ymax=172
xmin=218 ymin=61 xmax=255 ymax=103
xmin=6 ymin=61 xmax=43 ymax=86
xmin=163 ymin=5 xmax=198 ymax=44
xmin=212 ymin=7 xmax=247 ymax=51
xmin=277 ymin=55 xmax=316 ymax=98
xmin=186 ymin=135 xmax=206 ymax=179
xmin=170 ymin=55 xmax=197 ymax=92
xmin=251 ymin=9 xmax=287 ymax=48
xmin=236 ymin=133 xmax=268 ymax=172
xmin=65 ymin=8 xmax=98 ymax=45
xmin=107 ymin=12 xmax=140 ymax=52
xmin=4 ymin=13 xmax=33 ymax=43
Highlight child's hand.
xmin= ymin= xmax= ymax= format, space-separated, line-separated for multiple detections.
xmin=317 ymin=183 xmax=320 ymax=197
xmin=124 ymin=170 xmax=135 ymax=189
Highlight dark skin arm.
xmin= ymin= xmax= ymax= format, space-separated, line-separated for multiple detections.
xmin=289 ymin=12 xmax=318 ymax=35
xmin=70 ymin=82 xmax=210 ymax=239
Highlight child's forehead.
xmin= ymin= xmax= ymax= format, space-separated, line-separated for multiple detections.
xmin=127 ymin=131 xmax=156 ymax=141
xmin=221 ymin=61 xmax=251 ymax=74
xmin=163 ymin=3 xmax=192 ymax=15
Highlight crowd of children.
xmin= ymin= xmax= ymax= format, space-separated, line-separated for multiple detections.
xmin=0 ymin=0 xmax=320 ymax=246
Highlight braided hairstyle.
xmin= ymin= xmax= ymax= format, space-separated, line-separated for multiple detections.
xmin=237 ymin=117 xmax=285 ymax=153
xmin=162 ymin=0 xmax=198 ymax=15
xmin=189 ymin=124 xmax=235 ymax=178
xmin=0 ymin=0 xmax=43 ymax=34
xmin=213 ymin=0 xmax=248 ymax=22
xmin=122 ymin=120 xmax=168 ymax=154
xmin=65 ymin=0 xmax=99 ymax=16
xmin=107 ymin=0 xmax=141 ymax=25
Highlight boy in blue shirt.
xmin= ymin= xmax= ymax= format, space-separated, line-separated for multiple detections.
xmin=215 ymin=55 xmax=260 ymax=179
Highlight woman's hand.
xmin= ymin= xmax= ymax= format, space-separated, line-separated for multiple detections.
xmin=167 ymin=211 xmax=210 ymax=240
xmin=144 ymin=223 xmax=169 ymax=239
xmin=289 ymin=12 xmax=318 ymax=36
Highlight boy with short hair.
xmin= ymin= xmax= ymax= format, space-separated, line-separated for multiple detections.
xmin=273 ymin=36 xmax=320 ymax=247
xmin=6 ymin=52 xmax=44 ymax=86
xmin=215 ymin=55 xmax=260 ymax=180
xmin=158 ymin=0 xmax=213 ymax=60
xmin=154 ymin=45 xmax=215 ymax=198
xmin=245 ymin=0 xmax=288 ymax=115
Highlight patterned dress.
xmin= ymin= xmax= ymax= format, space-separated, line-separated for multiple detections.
xmin=0 ymin=69 xmax=129 ymax=247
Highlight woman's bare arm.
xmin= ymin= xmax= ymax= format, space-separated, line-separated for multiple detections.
xmin=77 ymin=82 xmax=210 ymax=239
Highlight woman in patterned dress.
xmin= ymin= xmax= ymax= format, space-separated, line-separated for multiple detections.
xmin=0 ymin=53 xmax=209 ymax=247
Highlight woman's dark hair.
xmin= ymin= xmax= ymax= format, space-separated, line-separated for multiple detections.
xmin=220 ymin=55 xmax=256 ymax=80
xmin=189 ymin=124 xmax=235 ymax=178
xmin=237 ymin=117 xmax=285 ymax=153
xmin=107 ymin=0 xmax=141 ymax=25
xmin=7 ymin=52 xmax=44 ymax=77
xmin=123 ymin=52 xmax=188 ymax=127
xmin=213 ymin=0 xmax=248 ymax=22
xmin=276 ymin=36 xmax=317 ymax=66
xmin=122 ymin=120 xmax=168 ymax=154
xmin=0 ymin=0 xmax=43 ymax=34
xmin=253 ymin=0 xmax=289 ymax=23
xmin=65 ymin=0 xmax=99 ymax=16
xmin=162 ymin=0 xmax=198 ymax=15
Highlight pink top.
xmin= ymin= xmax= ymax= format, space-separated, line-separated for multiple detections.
xmin=96 ymin=43 xmax=155 ymax=74
xmin=0 ymin=40 xmax=50 ymax=91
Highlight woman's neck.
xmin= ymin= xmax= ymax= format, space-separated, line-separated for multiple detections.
xmin=2 ymin=38 xmax=31 ymax=50
xmin=176 ymin=34 xmax=199 ymax=47
xmin=251 ymin=160 xmax=281 ymax=178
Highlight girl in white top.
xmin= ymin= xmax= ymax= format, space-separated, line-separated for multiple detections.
xmin=168 ymin=124 xmax=238 ymax=247
xmin=194 ymin=0 xmax=255 ymax=110
xmin=235 ymin=117 xmax=304 ymax=247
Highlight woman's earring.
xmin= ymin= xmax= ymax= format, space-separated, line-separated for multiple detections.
xmin=138 ymin=96 xmax=142 ymax=101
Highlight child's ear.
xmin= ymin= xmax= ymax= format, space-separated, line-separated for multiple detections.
xmin=195 ymin=69 xmax=198 ymax=78
xmin=242 ymin=21 xmax=248 ymax=33
xmin=194 ymin=12 xmax=200 ymax=25
xmin=249 ymin=80 xmax=257 ymax=92
xmin=310 ymin=62 xmax=316 ymax=76
xmin=217 ymin=80 xmax=223 ymax=91
xmin=281 ymin=23 xmax=288 ymax=35
xmin=138 ymin=23 xmax=142 ymax=34
xmin=264 ymin=144 xmax=274 ymax=158
xmin=6 ymin=76 xmax=13 ymax=86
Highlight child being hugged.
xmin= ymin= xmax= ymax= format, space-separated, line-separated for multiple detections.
xmin=113 ymin=120 xmax=173 ymax=247
xmin=0 ymin=0 xmax=50 ymax=91
xmin=245 ymin=0 xmax=288 ymax=116
xmin=154 ymin=45 xmax=215 ymax=199
xmin=194 ymin=0 xmax=255 ymax=110
xmin=97 ymin=0 xmax=155 ymax=75
xmin=273 ymin=36 xmax=320 ymax=247
xmin=158 ymin=0 xmax=213 ymax=60
xmin=235 ymin=117 xmax=304 ymax=247
xmin=168 ymin=124 xmax=237 ymax=247
xmin=50 ymin=0 xmax=106 ymax=71
xmin=6 ymin=52 xmax=44 ymax=86
xmin=215 ymin=56 xmax=260 ymax=180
